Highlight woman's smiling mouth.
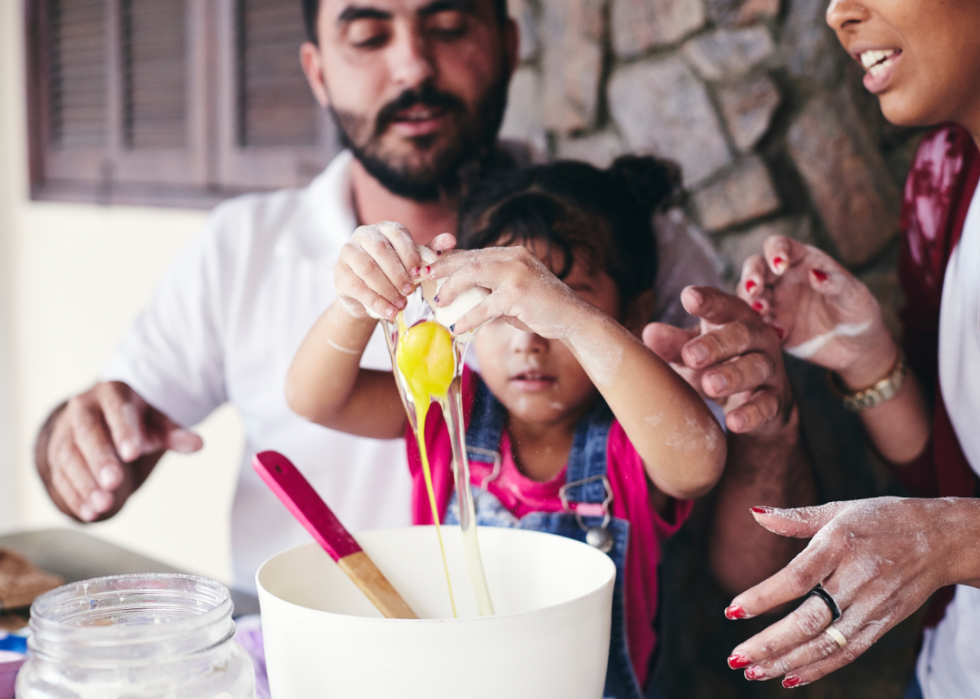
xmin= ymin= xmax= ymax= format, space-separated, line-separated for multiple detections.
xmin=855 ymin=47 xmax=903 ymax=93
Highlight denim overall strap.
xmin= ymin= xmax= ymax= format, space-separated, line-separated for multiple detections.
xmin=563 ymin=400 xmax=644 ymax=699
xmin=563 ymin=399 xmax=615 ymax=505
xmin=452 ymin=376 xmax=645 ymax=699
xmin=464 ymin=374 xmax=507 ymax=464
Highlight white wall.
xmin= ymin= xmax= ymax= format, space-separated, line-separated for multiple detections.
xmin=0 ymin=1 xmax=243 ymax=584
xmin=0 ymin=164 xmax=15 ymax=532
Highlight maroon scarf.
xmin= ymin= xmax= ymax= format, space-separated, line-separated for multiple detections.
xmin=896 ymin=124 xmax=980 ymax=625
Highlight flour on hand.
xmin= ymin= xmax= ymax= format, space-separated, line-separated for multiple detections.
xmin=785 ymin=320 xmax=873 ymax=360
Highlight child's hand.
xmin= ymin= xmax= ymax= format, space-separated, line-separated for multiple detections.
xmin=334 ymin=223 xmax=455 ymax=320
xmin=424 ymin=246 xmax=587 ymax=339
xmin=739 ymin=236 xmax=897 ymax=389
xmin=335 ymin=222 xmax=420 ymax=320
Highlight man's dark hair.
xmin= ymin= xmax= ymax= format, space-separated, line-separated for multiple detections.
xmin=302 ymin=0 xmax=508 ymax=44
xmin=457 ymin=156 xmax=683 ymax=304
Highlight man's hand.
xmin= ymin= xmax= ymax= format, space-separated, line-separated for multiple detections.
xmin=643 ymin=286 xmax=792 ymax=441
xmin=36 ymin=382 xmax=203 ymax=522
xmin=644 ymin=285 xmax=815 ymax=595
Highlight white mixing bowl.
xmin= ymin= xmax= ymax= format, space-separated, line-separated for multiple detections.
xmin=257 ymin=526 xmax=616 ymax=699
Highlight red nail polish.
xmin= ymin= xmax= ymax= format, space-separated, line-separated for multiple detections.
xmin=751 ymin=301 xmax=764 ymax=313
xmin=411 ymin=267 xmax=421 ymax=276
xmin=725 ymin=605 xmax=747 ymax=620
xmin=773 ymin=256 xmax=785 ymax=268
xmin=745 ymin=280 xmax=757 ymax=292
xmin=774 ymin=325 xmax=786 ymax=340
xmin=436 ymin=250 xmax=443 ymax=256
xmin=812 ymin=269 xmax=829 ymax=282
xmin=783 ymin=676 xmax=802 ymax=689
xmin=750 ymin=506 xmax=773 ymax=515
xmin=728 ymin=654 xmax=751 ymax=670
xmin=745 ymin=666 xmax=766 ymax=681
xmin=423 ymin=265 xmax=432 ymax=275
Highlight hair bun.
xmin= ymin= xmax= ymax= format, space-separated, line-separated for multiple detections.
xmin=609 ymin=155 xmax=682 ymax=215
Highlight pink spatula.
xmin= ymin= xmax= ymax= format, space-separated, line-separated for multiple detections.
xmin=253 ymin=450 xmax=418 ymax=620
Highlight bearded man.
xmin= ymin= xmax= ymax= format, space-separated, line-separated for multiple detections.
xmin=34 ymin=0 xmax=812 ymax=610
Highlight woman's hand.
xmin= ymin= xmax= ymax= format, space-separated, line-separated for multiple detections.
xmin=725 ymin=497 xmax=980 ymax=688
xmin=423 ymin=246 xmax=589 ymax=339
xmin=334 ymin=222 xmax=456 ymax=321
xmin=739 ymin=236 xmax=896 ymax=389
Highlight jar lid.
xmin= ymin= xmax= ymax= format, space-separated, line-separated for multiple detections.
xmin=28 ymin=574 xmax=235 ymax=666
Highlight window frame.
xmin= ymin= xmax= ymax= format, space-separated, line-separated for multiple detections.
xmin=25 ymin=0 xmax=337 ymax=209
xmin=214 ymin=0 xmax=337 ymax=192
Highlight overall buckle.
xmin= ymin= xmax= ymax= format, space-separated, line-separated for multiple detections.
xmin=467 ymin=446 xmax=502 ymax=490
xmin=559 ymin=475 xmax=614 ymax=553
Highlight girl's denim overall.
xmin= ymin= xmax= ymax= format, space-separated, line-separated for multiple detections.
xmin=445 ymin=376 xmax=651 ymax=699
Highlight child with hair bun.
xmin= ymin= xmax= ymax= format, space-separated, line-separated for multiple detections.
xmin=288 ymin=155 xmax=726 ymax=699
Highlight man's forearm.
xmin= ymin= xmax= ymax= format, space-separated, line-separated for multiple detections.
xmin=709 ymin=405 xmax=817 ymax=595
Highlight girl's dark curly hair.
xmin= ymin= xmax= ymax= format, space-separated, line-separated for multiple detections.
xmin=457 ymin=155 xmax=682 ymax=305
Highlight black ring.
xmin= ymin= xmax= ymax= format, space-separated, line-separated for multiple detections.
xmin=807 ymin=584 xmax=842 ymax=622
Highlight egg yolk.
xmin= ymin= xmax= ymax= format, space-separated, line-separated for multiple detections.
xmin=396 ymin=318 xmax=459 ymax=617
xmin=396 ymin=320 xmax=456 ymax=400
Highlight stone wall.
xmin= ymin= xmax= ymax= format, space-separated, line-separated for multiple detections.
xmin=499 ymin=0 xmax=922 ymax=327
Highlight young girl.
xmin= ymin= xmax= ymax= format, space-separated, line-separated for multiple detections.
xmin=287 ymin=156 xmax=726 ymax=698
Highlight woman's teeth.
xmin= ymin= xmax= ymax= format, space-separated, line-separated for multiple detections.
xmin=860 ymin=49 xmax=898 ymax=76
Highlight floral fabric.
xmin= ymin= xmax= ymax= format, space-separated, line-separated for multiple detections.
xmin=895 ymin=125 xmax=980 ymax=501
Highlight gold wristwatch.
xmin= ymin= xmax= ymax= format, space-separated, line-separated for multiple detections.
xmin=829 ymin=350 xmax=908 ymax=413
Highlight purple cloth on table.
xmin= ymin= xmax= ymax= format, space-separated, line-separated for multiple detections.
xmin=0 ymin=651 xmax=26 ymax=699
xmin=234 ymin=615 xmax=270 ymax=699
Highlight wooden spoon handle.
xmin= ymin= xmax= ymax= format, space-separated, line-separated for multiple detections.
xmin=253 ymin=451 xmax=418 ymax=620
xmin=338 ymin=551 xmax=418 ymax=620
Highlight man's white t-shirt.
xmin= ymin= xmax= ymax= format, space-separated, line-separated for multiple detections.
xmin=919 ymin=185 xmax=980 ymax=698
xmin=102 ymin=150 xmax=724 ymax=593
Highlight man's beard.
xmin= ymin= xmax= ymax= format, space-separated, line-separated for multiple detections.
xmin=329 ymin=75 xmax=509 ymax=202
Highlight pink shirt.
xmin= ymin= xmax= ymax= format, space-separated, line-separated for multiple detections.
xmin=405 ymin=368 xmax=693 ymax=686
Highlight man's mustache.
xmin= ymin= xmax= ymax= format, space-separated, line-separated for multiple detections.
xmin=374 ymin=85 xmax=466 ymax=136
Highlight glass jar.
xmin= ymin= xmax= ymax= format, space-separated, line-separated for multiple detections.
xmin=16 ymin=574 xmax=255 ymax=699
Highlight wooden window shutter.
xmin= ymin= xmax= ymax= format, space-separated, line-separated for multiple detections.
xmin=49 ymin=0 xmax=108 ymax=150
xmin=238 ymin=0 xmax=318 ymax=147
xmin=29 ymin=0 xmax=211 ymax=204
xmin=109 ymin=0 xmax=210 ymax=196
xmin=28 ymin=0 xmax=336 ymax=206
xmin=215 ymin=0 xmax=337 ymax=192
xmin=122 ymin=0 xmax=188 ymax=149
xmin=34 ymin=0 xmax=113 ymax=195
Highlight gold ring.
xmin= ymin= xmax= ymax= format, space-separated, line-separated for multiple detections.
xmin=824 ymin=625 xmax=847 ymax=649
